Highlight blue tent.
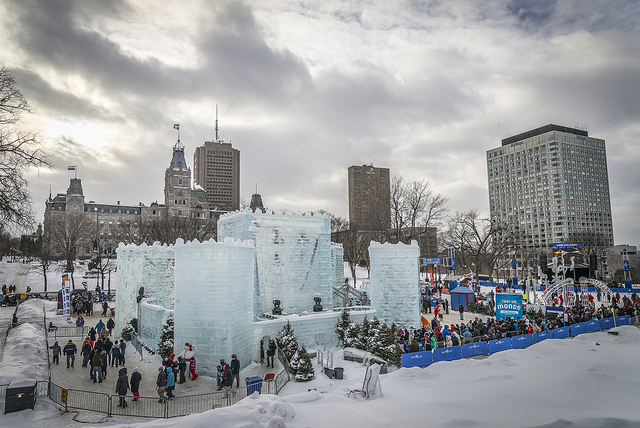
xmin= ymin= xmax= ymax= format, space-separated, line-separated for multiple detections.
xmin=450 ymin=286 xmax=475 ymax=311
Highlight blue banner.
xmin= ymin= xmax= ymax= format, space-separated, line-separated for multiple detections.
xmin=495 ymin=293 xmax=523 ymax=320
xmin=615 ymin=316 xmax=630 ymax=326
xmin=512 ymin=334 xmax=533 ymax=349
xmin=623 ymin=260 xmax=630 ymax=271
xmin=461 ymin=342 xmax=488 ymax=358
xmin=401 ymin=350 xmax=433 ymax=368
xmin=488 ymin=338 xmax=511 ymax=354
xmin=512 ymin=259 xmax=517 ymax=270
xmin=533 ymin=331 xmax=551 ymax=343
xmin=599 ymin=318 xmax=614 ymax=330
xmin=433 ymin=346 xmax=462 ymax=363
xmin=552 ymin=327 xmax=570 ymax=339
xmin=585 ymin=320 xmax=600 ymax=332
xmin=570 ymin=323 xmax=586 ymax=336
xmin=423 ymin=258 xmax=441 ymax=265
xmin=448 ymin=257 xmax=456 ymax=271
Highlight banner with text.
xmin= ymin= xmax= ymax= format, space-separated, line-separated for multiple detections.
xmin=495 ymin=293 xmax=523 ymax=320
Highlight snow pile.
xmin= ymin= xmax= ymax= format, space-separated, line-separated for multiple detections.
xmin=0 ymin=322 xmax=49 ymax=384
xmin=16 ymin=299 xmax=45 ymax=321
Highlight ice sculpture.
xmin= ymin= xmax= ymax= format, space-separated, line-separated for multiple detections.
xmin=173 ymin=237 xmax=255 ymax=376
xmin=331 ymin=243 xmax=344 ymax=286
xmin=115 ymin=242 xmax=175 ymax=336
xmin=368 ymin=240 xmax=420 ymax=328
xmin=218 ymin=209 xmax=333 ymax=317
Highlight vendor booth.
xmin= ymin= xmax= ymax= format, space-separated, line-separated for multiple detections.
xmin=450 ymin=286 xmax=475 ymax=311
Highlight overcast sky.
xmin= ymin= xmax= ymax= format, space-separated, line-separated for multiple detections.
xmin=1 ymin=0 xmax=639 ymax=247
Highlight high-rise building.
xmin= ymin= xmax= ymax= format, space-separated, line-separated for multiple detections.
xmin=193 ymin=138 xmax=240 ymax=211
xmin=486 ymin=124 xmax=614 ymax=249
xmin=348 ymin=164 xmax=390 ymax=230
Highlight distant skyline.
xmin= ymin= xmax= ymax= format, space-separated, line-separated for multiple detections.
xmin=1 ymin=0 xmax=639 ymax=246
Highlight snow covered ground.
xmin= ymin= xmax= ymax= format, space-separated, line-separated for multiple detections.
xmin=0 ymin=260 xmax=639 ymax=427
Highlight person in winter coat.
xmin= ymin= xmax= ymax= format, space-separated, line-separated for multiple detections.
xmin=156 ymin=366 xmax=167 ymax=403
xmin=104 ymin=338 xmax=113 ymax=364
xmin=106 ymin=317 xmax=115 ymax=335
xmin=92 ymin=349 xmax=103 ymax=382
xmin=49 ymin=341 xmax=61 ymax=365
xmin=230 ymin=354 xmax=240 ymax=388
xmin=430 ymin=335 xmax=438 ymax=350
xmin=459 ymin=303 xmax=465 ymax=320
xmin=222 ymin=365 xmax=234 ymax=396
xmin=119 ymin=340 xmax=126 ymax=366
xmin=266 ymin=339 xmax=276 ymax=368
xmin=63 ymin=340 xmax=77 ymax=368
xmin=409 ymin=339 xmax=420 ymax=353
xmin=81 ymin=340 xmax=92 ymax=367
xmin=110 ymin=343 xmax=120 ymax=367
xmin=89 ymin=327 xmax=97 ymax=342
xmin=166 ymin=366 xmax=175 ymax=398
xmin=189 ymin=357 xmax=198 ymax=380
xmin=177 ymin=357 xmax=186 ymax=384
xmin=216 ymin=365 xmax=224 ymax=390
xmin=115 ymin=367 xmax=129 ymax=407
xmin=130 ymin=367 xmax=142 ymax=401
xmin=96 ymin=319 xmax=105 ymax=335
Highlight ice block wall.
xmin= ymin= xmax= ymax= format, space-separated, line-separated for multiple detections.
xmin=139 ymin=300 xmax=172 ymax=352
xmin=173 ymin=237 xmax=255 ymax=376
xmin=252 ymin=309 xmax=375 ymax=359
xmin=369 ymin=240 xmax=420 ymax=328
xmin=218 ymin=209 xmax=333 ymax=317
xmin=115 ymin=242 xmax=175 ymax=337
xmin=331 ymin=243 xmax=344 ymax=286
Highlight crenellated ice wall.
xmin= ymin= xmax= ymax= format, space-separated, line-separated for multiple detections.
xmin=115 ymin=242 xmax=175 ymax=337
xmin=173 ymin=237 xmax=255 ymax=375
xmin=218 ymin=209 xmax=333 ymax=317
xmin=139 ymin=299 xmax=172 ymax=352
xmin=369 ymin=240 xmax=420 ymax=329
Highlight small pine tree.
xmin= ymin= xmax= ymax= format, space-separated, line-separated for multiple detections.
xmin=276 ymin=321 xmax=299 ymax=362
xmin=335 ymin=310 xmax=351 ymax=347
xmin=365 ymin=317 xmax=382 ymax=352
xmin=157 ymin=316 xmax=174 ymax=358
xmin=344 ymin=321 xmax=360 ymax=348
xmin=350 ymin=315 xmax=371 ymax=350
xmin=292 ymin=345 xmax=315 ymax=382
xmin=369 ymin=321 xmax=402 ymax=367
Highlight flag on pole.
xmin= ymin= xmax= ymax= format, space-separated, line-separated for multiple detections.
xmin=67 ymin=166 xmax=76 ymax=170
xmin=62 ymin=274 xmax=68 ymax=285
xmin=82 ymin=281 xmax=88 ymax=290
xmin=173 ymin=124 xmax=179 ymax=130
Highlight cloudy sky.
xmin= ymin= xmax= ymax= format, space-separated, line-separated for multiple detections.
xmin=1 ymin=0 xmax=639 ymax=246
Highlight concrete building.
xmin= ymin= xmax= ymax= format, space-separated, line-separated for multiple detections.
xmin=487 ymin=124 xmax=614 ymax=250
xmin=348 ymin=164 xmax=390 ymax=230
xmin=193 ymin=136 xmax=240 ymax=212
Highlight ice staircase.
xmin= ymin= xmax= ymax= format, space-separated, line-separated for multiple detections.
xmin=332 ymin=283 xmax=371 ymax=308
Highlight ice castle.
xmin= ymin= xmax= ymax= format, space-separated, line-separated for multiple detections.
xmin=116 ymin=209 xmax=419 ymax=375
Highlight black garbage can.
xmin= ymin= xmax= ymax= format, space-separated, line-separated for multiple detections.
xmin=333 ymin=367 xmax=344 ymax=379
xmin=5 ymin=380 xmax=36 ymax=414
xmin=324 ymin=367 xmax=335 ymax=378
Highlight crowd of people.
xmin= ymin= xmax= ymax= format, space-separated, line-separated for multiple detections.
xmin=399 ymin=290 xmax=638 ymax=354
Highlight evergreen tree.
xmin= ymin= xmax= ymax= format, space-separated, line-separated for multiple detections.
xmin=369 ymin=321 xmax=402 ymax=367
xmin=157 ymin=316 xmax=174 ymax=358
xmin=344 ymin=321 xmax=360 ymax=349
xmin=335 ymin=310 xmax=351 ymax=347
xmin=276 ymin=321 xmax=299 ymax=362
xmin=365 ymin=317 xmax=382 ymax=352
xmin=291 ymin=345 xmax=315 ymax=382
xmin=350 ymin=315 xmax=371 ymax=350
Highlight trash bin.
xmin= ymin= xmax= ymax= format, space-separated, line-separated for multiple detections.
xmin=245 ymin=376 xmax=263 ymax=395
xmin=5 ymin=380 xmax=37 ymax=414
xmin=333 ymin=367 xmax=344 ymax=380
xmin=323 ymin=367 xmax=335 ymax=378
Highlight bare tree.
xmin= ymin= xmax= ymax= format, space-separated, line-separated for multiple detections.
xmin=0 ymin=68 xmax=50 ymax=231
xmin=49 ymin=213 xmax=92 ymax=289
xmin=386 ymin=177 xmax=448 ymax=244
xmin=566 ymin=230 xmax=610 ymax=261
xmin=34 ymin=226 xmax=53 ymax=292
xmin=148 ymin=215 xmax=217 ymax=245
xmin=444 ymin=210 xmax=514 ymax=285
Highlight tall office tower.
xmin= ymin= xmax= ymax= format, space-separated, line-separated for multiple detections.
xmin=487 ymin=124 xmax=614 ymax=249
xmin=193 ymin=131 xmax=240 ymax=212
xmin=348 ymin=165 xmax=391 ymax=230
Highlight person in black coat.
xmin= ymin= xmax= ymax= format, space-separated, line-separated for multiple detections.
xmin=130 ymin=367 xmax=142 ymax=401
xmin=115 ymin=367 xmax=129 ymax=407
xmin=230 ymin=354 xmax=240 ymax=388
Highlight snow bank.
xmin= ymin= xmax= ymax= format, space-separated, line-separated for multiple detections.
xmin=0 ymin=323 xmax=49 ymax=384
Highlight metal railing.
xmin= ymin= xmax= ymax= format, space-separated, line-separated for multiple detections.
xmin=47 ymin=325 xmax=89 ymax=339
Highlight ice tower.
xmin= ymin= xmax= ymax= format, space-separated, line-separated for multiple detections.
xmin=173 ymin=237 xmax=255 ymax=375
xmin=369 ymin=240 xmax=420 ymax=328
xmin=115 ymin=242 xmax=175 ymax=335
xmin=331 ymin=243 xmax=344 ymax=287
xmin=217 ymin=209 xmax=333 ymax=317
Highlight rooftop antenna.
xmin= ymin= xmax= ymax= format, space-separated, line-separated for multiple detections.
xmin=215 ymin=104 xmax=219 ymax=142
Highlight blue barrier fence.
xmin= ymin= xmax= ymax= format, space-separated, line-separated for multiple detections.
xmin=401 ymin=317 xmax=630 ymax=368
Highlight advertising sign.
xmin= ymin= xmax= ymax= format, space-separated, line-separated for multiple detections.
xmin=423 ymin=258 xmax=441 ymax=265
xmin=495 ymin=293 xmax=523 ymax=320
xmin=62 ymin=286 xmax=71 ymax=318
